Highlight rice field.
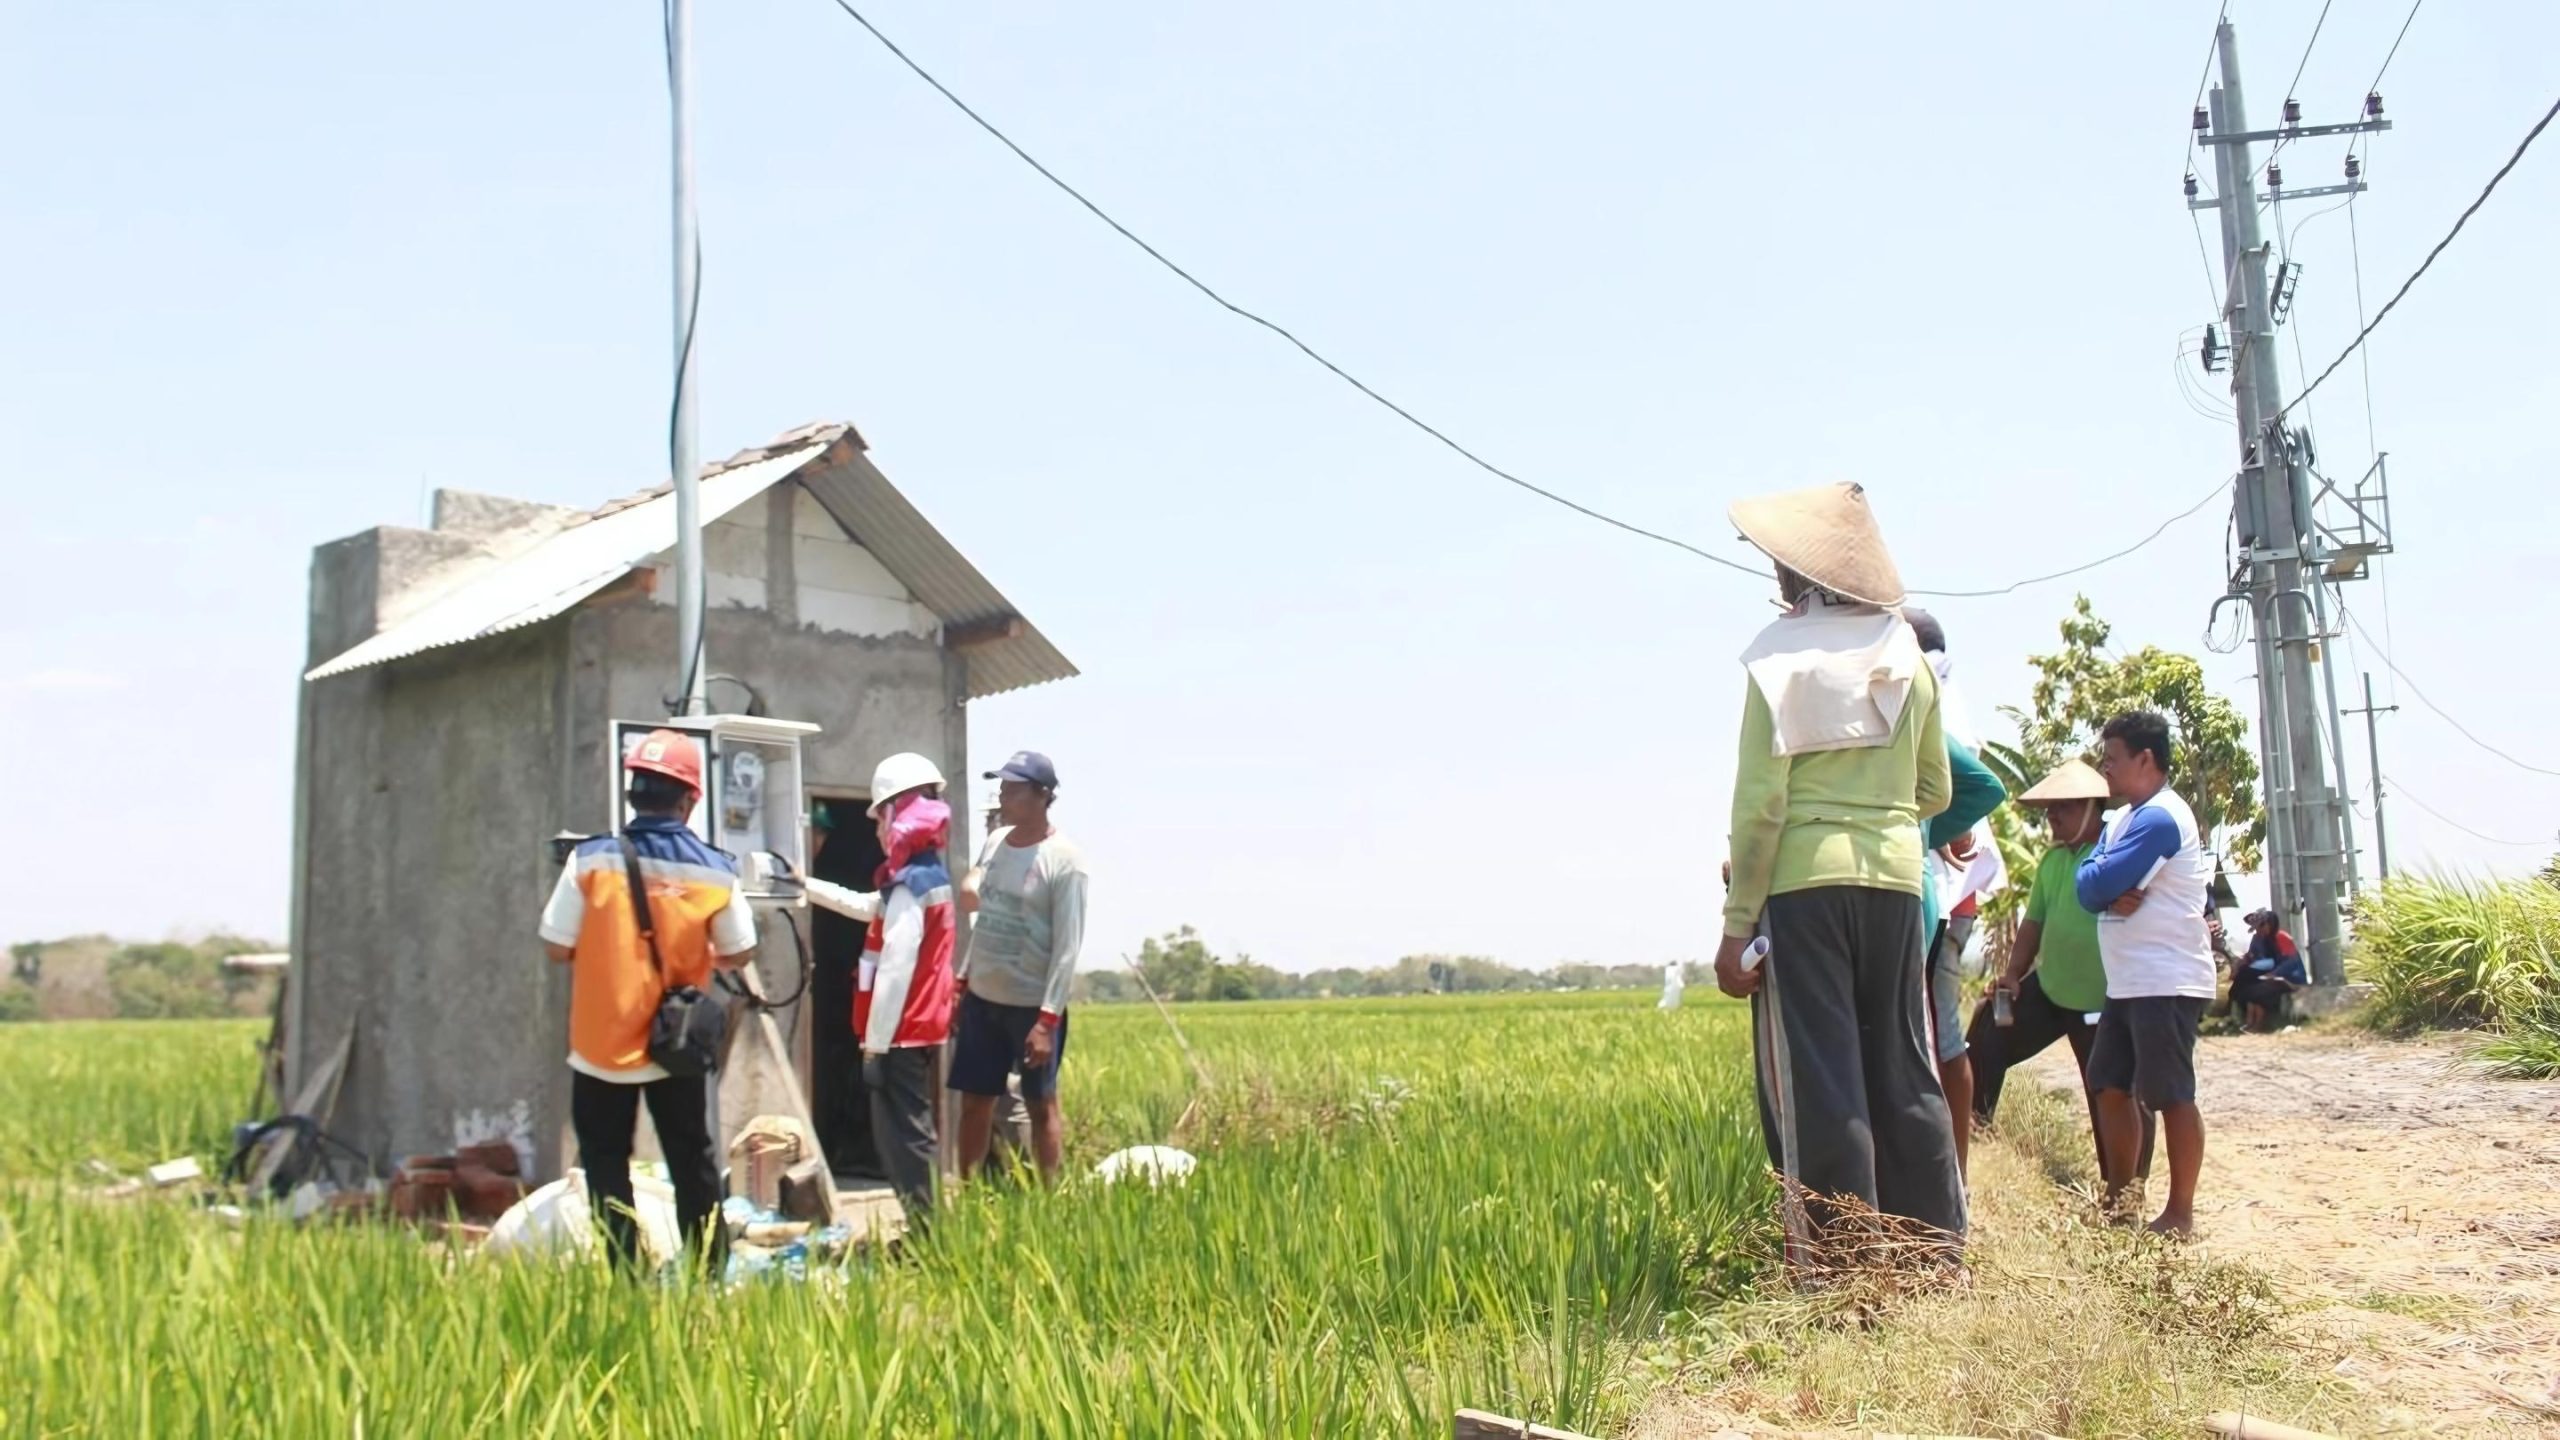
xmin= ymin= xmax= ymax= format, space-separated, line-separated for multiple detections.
xmin=0 ymin=994 xmax=1770 ymax=1437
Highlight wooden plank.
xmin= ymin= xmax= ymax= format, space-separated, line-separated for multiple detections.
xmin=945 ymin=615 xmax=1026 ymax=651
xmin=2200 ymin=1414 xmax=2341 ymax=1440
xmin=247 ymin=1020 xmax=354 ymax=1192
xmin=1452 ymin=1410 xmax=1595 ymax=1440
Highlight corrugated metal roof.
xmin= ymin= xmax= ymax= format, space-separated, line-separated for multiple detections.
xmin=302 ymin=425 xmax=1077 ymax=701
xmin=794 ymin=445 xmax=1078 ymax=700
xmin=304 ymin=442 xmax=829 ymax=681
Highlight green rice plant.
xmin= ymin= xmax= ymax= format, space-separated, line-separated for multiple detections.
xmin=0 ymin=994 xmax=1772 ymax=1437
xmin=2350 ymin=872 xmax=2560 ymax=1031
xmin=0 ymin=1018 xmax=262 ymax=1177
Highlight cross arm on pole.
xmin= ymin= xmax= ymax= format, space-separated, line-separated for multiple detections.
xmin=2200 ymin=118 xmax=2393 ymax=146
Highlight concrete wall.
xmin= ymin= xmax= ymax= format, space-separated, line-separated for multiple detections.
xmin=292 ymin=614 xmax=573 ymax=1176
xmin=636 ymin=484 xmax=939 ymax=641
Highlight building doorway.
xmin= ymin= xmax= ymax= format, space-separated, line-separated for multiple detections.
xmin=805 ymin=793 xmax=884 ymax=1182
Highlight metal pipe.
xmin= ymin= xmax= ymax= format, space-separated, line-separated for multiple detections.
xmin=2309 ymin=579 xmax=2360 ymax=898
xmin=670 ymin=0 xmax=706 ymax=716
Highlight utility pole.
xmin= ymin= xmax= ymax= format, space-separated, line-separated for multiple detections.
xmin=2188 ymin=20 xmax=2391 ymax=986
xmin=2345 ymin=674 xmax=2399 ymax=882
xmin=669 ymin=0 xmax=707 ymax=716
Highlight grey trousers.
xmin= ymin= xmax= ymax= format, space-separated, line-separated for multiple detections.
xmin=1750 ymin=885 xmax=1967 ymax=1259
xmin=862 ymin=1047 xmax=938 ymax=1234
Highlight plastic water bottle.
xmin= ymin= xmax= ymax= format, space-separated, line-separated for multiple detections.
xmin=1993 ymin=989 xmax=2015 ymax=1027
xmin=1739 ymin=936 xmax=1771 ymax=974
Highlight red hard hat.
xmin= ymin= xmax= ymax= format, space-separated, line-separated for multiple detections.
xmin=625 ymin=729 xmax=704 ymax=793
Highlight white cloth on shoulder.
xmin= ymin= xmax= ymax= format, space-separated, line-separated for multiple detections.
xmin=1740 ymin=601 xmax=1925 ymax=758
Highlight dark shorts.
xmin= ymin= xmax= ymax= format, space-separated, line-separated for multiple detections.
xmin=949 ymin=990 xmax=1068 ymax=1101
xmin=2086 ymin=995 xmax=2208 ymax=1108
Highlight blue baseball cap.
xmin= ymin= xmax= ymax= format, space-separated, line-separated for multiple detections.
xmin=985 ymin=751 xmax=1060 ymax=791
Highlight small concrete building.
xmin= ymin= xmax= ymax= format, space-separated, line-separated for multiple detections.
xmin=288 ymin=420 xmax=1073 ymax=1180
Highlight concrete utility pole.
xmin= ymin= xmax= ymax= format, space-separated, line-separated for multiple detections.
xmin=669 ymin=0 xmax=707 ymax=715
xmin=2345 ymin=673 xmax=2399 ymax=882
xmin=2190 ymin=20 xmax=2392 ymax=986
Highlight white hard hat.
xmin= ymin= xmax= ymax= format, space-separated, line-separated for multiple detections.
xmin=866 ymin=753 xmax=946 ymax=818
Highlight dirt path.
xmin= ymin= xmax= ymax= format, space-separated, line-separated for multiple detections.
xmin=2030 ymin=1028 xmax=2560 ymax=1434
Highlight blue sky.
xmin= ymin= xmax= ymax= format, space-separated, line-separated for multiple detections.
xmin=5 ymin=1 xmax=2555 ymax=970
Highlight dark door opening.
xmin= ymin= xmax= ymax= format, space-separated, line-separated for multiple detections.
xmin=808 ymin=802 xmax=885 ymax=1181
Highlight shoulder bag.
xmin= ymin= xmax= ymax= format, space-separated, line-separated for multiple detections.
xmin=618 ymin=837 xmax=729 ymax=1078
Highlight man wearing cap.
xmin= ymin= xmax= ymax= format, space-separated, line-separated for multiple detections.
xmin=540 ymin=729 xmax=757 ymax=1276
xmin=2228 ymin=909 xmax=2307 ymax=1031
xmin=1965 ymin=759 xmax=2155 ymax=1190
xmin=1713 ymin=483 xmax=1966 ymax=1266
xmin=953 ymin=751 xmax=1088 ymax=1186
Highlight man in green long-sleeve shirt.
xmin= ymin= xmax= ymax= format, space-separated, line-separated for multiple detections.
xmin=1714 ymin=481 xmax=1967 ymax=1269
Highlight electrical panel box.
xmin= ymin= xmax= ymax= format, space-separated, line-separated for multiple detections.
xmin=609 ymin=714 xmax=821 ymax=906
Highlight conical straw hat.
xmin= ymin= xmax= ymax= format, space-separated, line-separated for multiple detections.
xmin=1727 ymin=482 xmax=1906 ymax=607
xmin=2017 ymin=758 xmax=2109 ymax=805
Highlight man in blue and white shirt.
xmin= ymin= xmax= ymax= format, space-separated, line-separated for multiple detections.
xmin=2076 ymin=710 xmax=2215 ymax=1240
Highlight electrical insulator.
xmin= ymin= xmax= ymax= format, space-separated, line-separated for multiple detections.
xmin=2184 ymin=172 xmax=2200 ymax=198
xmin=2366 ymin=91 xmax=2384 ymax=118
xmin=2344 ymin=153 xmax=2362 ymax=180
xmin=2283 ymin=98 xmax=2302 ymax=126
xmin=2193 ymin=106 xmax=2210 ymax=132
xmin=2267 ymin=161 xmax=2283 ymax=190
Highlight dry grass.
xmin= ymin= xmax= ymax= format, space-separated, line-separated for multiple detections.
xmin=1628 ymin=1081 xmax=2362 ymax=1439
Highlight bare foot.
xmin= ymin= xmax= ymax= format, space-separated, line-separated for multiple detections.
xmin=2146 ymin=1211 xmax=2197 ymax=1242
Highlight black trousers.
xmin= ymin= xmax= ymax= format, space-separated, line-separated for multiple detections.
xmin=1963 ymin=970 xmax=2155 ymax=1181
xmin=1750 ymin=886 xmax=1967 ymax=1259
xmin=863 ymin=1047 xmax=939 ymax=1235
xmin=570 ymin=1070 xmax=727 ymax=1277
xmin=2230 ymin=975 xmax=2292 ymax=1014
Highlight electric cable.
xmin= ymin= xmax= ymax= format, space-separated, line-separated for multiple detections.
xmin=2267 ymin=0 xmax=2336 ymax=162
xmin=2279 ymin=93 xmax=2560 ymax=421
xmin=815 ymin=0 xmax=1765 ymax=580
xmin=1905 ymin=480 xmax=2229 ymax=598
xmin=2337 ymin=604 xmax=2560 ymax=779
xmin=2183 ymin=1 xmax=2235 ymax=189
xmin=666 ymin=0 xmax=709 ymax=715
xmin=2385 ymin=775 xmax=2552 ymax=848
xmin=2352 ymin=0 xmax=2426 ymax=159
xmin=2190 ymin=208 xmax=2224 ymax=311
xmin=817 ymin=0 xmax=2238 ymax=604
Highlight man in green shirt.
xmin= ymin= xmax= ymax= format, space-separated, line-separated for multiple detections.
xmin=1713 ymin=482 xmax=1965 ymax=1269
xmin=1963 ymin=759 xmax=2154 ymax=1191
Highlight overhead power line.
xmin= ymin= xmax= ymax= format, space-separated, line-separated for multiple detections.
xmin=1905 ymin=480 xmax=2227 ymax=598
xmin=2338 ymin=606 xmax=2560 ymax=780
xmin=2182 ymin=1 xmax=2234 ymax=185
xmin=2268 ymin=0 xmax=2337 ymax=161
xmin=2281 ymin=92 xmax=2560 ymax=419
xmin=812 ymin=0 xmax=1777 ymax=577
xmin=821 ymin=0 xmax=2227 ymax=603
xmin=2362 ymin=0 xmax=2425 ymax=109
xmin=2385 ymin=775 xmax=2552 ymax=849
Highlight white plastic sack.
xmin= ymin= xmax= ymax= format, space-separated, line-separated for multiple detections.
xmin=1093 ymin=1145 xmax=1196 ymax=1188
xmin=482 ymin=1168 xmax=683 ymax=1266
